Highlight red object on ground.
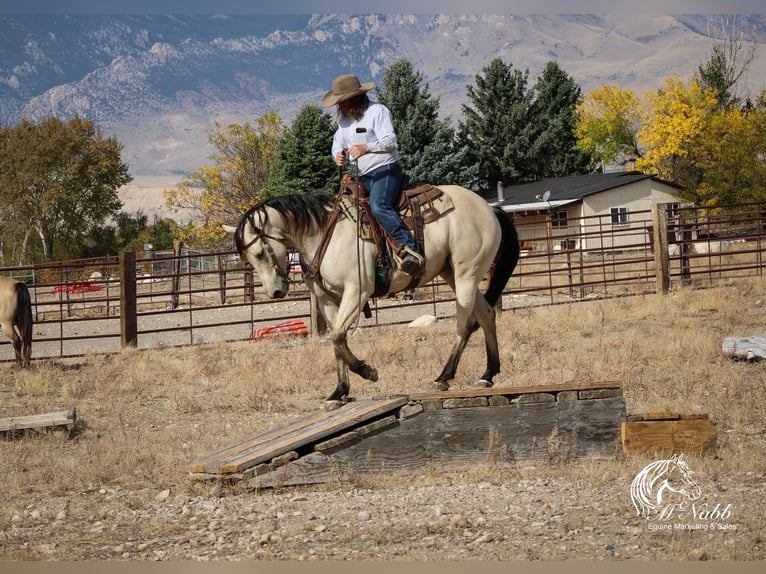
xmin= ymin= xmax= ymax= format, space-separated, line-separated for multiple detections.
xmin=251 ymin=319 xmax=308 ymax=340
xmin=53 ymin=282 xmax=103 ymax=295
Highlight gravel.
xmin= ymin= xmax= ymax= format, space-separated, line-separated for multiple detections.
xmin=3 ymin=467 xmax=764 ymax=560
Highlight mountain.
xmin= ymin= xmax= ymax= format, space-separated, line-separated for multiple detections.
xmin=3 ymin=14 xmax=766 ymax=183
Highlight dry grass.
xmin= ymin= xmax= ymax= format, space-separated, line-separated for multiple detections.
xmin=1 ymin=278 xmax=765 ymax=558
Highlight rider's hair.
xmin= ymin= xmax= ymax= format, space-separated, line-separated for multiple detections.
xmin=338 ymin=93 xmax=370 ymax=121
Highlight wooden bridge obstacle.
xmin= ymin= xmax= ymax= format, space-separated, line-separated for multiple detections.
xmin=182 ymin=382 xmax=627 ymax=488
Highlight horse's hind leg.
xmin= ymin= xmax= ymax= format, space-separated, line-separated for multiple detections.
xmin=473 ymin=294 xmax=500 ymax=387
xmin=434 ymin=273 xmax=481 ymax=390
xmin=434 ymin=273 xmax=500 ymax=390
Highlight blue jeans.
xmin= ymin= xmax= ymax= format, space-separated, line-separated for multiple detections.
xmin=361 ymin=162 xmax=416 ymax=251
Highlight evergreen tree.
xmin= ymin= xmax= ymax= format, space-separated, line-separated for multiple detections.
xmin=268 ymin=103 xmax=338 ymax=196
xmin=527 ymin=62 xmax=591 ymax=179
xmin=376 ymin=59 xmax=458 ymax=184
xmin=457 ymin=58 xmax=534 ymax=190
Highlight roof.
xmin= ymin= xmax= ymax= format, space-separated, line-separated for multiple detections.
xmin=478 ymin=171 xmax=682 ymax=211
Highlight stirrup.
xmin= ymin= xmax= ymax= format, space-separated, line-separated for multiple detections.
xmin=398 ymin=246 xmax=424 ymax=276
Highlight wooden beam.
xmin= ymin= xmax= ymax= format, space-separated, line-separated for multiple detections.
xmin=621 ymin=418 xmax=716 ymax=456
xmin=0 ymin=407 xmax=77 ymax=434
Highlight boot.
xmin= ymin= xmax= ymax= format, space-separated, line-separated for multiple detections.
xmin=399 ymin=246 xmax=425 ymax=276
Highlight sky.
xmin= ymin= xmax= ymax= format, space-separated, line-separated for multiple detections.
xmin=2 ymin=1 xmax=765 ymax=15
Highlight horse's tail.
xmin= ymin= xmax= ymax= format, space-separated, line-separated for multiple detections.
xmin=483 ymin=207 xmax=520 ymax=307
xmin=14 ymin=282 xmax=32 ymax=367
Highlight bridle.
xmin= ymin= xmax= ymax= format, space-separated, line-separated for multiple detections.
xmin=238 ymin=210 xmax=295 ymax=285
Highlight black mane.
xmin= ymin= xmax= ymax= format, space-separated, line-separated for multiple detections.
xmin=235 ymin=193 xmax=335 ymax=254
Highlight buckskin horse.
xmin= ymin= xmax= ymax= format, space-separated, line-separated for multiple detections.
xmin=0 ymin=276 xmax=33 ymax=367
xmin=225 ymin=183 xmax=519 ymax=407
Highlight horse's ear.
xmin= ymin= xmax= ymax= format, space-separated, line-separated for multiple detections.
xmin=222 ymin=224 xmax=237 ymax=235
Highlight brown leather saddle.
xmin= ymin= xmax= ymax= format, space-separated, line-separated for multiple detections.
xmin=305 ymin=173 xmax=453 ymax=297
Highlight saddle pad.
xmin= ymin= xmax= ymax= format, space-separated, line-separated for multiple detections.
xmin=401 ymin=187 xmax=454 ymax=231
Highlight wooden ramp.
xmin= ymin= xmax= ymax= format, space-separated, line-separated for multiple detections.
xmin=182 ymin=383 xmax=626 ymax=488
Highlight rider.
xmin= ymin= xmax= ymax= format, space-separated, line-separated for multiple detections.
xmin=323 ymin=74 xmax=424 ymax=276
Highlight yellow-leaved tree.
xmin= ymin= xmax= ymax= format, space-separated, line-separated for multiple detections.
xmin=635 ymin=76 xmax=718 ymax=192
xmin=574 ymin=84 xmax=643 ymax=171
xmin=693 ymin=95 xmax=766 ymax=206
xmin=164 ymin=111 xmax=283 ymax=248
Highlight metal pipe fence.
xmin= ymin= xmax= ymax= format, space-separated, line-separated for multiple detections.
xmin=2 ymin=202 xmax=766 ymax=364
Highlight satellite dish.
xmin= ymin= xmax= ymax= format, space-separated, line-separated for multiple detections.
xmin=542 ymin=190 xmax=551 ymax=202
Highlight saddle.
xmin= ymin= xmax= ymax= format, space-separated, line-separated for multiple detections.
xmin=305 ymin=173 xmax=454 ymax=298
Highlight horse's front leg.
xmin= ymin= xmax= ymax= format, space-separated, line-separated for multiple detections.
xmin=326 ymin=346 xmax=351 ymax=403
xmin=317 ymin=287 xmax=377 ymax=406
xmin=332 ymin=328 xmax=378 ymax=382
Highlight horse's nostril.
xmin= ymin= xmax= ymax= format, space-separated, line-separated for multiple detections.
xmin=273 ymin=289 xmax=286 ymax=299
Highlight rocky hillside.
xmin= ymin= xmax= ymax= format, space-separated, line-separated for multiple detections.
xmin=2 ymin=14 xmax=766 ymax=178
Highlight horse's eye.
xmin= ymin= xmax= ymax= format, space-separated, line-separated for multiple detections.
xmin=254 ymin=250 xmax=265 ymax=260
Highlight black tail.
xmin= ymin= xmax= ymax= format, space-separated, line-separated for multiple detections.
xmin=14 ymin=282 xmax=32 ymax=367
xmin=484 ymin=207 xmax=520 ymax=307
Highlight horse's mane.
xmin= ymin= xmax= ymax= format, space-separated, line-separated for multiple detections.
xmin=235 ymin=193 xmax=335 ymax=253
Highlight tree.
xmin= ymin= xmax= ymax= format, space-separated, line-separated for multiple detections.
xmin=574 ymin=84 xmax=643 ymax=171
xmin=692 ymin=97 xmax=766 ymax=206
xmin=376 ymin=59 xmax=458 ymax=185
xmin=268 ymin=104 xmax=337 ymax=196
xmin=0 ymin=116 xmax=131 ymax=264
xmin=696 ymin=15 xmax=759 ymax=110
xmin=635 ymin=76 xmax=718 ymax=191
xmin=77 ymin=212 xmax=181 ymax=259
xmin=164 ymin=111 xmax=282 ymax=248
xmin=457 ymin=58 xmax=534 ymax=189
xmin=527 ymin=61 xmax=590 ymax=179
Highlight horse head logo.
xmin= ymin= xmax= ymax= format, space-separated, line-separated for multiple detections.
xmin=630 ymin=454 xmax=702 ymax=518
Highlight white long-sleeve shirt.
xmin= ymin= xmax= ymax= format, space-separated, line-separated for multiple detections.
xmin=331 ymin=102 xmax=399 ymax=176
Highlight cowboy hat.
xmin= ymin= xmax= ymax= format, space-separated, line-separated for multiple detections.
xmin=322 ymin=74 xmax=375 ymax=107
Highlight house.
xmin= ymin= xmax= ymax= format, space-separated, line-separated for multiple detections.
xmin=481 ymin=171 xmax=685 ymax=252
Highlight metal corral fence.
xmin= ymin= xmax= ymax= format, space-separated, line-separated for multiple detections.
xmin=2 ymin=202 xmax=765 ymax=364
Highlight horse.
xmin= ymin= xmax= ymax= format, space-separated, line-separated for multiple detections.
xmin=224 ymin=184 xmax=519 ymax=406
xmin=0 ymin=276 xmax=33 ymax=367
xmin=630 ymin=454 xmax=702 ymax=518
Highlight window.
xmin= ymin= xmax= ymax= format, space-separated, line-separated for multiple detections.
xmin=610 ymin=207 xmax=629 ymax=226
xmin=551 ymin=210 xmax=568 ymax=228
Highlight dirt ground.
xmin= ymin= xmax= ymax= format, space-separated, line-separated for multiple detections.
xmin=1 ymin=283 xmax=765 ymax=561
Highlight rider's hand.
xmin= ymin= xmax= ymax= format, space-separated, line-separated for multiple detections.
xmin=347 ymin=144 xmax=369 ymax=161
xmin=335 ymin=150 xmax=347 ymax=166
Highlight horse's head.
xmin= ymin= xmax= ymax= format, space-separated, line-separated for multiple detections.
xmin=664 ymin=454 xmax=702 ymax=501
xmin=223 ymin=206 xmax=291 ymax=299
xmin=631 ymin=453 xmax=702 ymax=518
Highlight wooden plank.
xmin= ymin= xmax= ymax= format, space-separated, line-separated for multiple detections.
xmin=0 ymin=407 xmax=76 ymax=433
xmin=634 ymin=413 xmax=709 ymax=421
xmin=182 ymin=408 xmax=345 ymax=473
xmin=621 ymin=420 xmax=717 ymax=455
xmin=409 ymin=381 xmax=621 ymax=401
xmin=643 ymin=412 xmax=681 ymax=420
xmin=556 ymin=397 xmax=627 ymax=459
xmin=192 ymin=397 xmax=408 ymax=474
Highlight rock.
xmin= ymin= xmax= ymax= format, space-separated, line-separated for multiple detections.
xmin=408 ymin=314 xmax=437 ymax=328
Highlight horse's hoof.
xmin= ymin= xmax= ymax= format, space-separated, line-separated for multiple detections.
xmin=434 ymin=380 xmax=450 ymax=391
xmin=475 ymin=379 xmax=494 ymax=388
xmin=360 ymin=364 xmax=378 ymax=382
xmin=324 ymin=400 xmax=344 ymax=411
